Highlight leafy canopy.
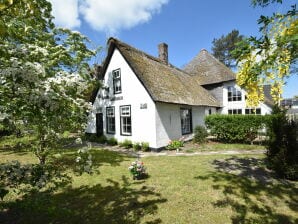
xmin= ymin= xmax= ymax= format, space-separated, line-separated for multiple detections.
xmin=234 ymin=1 xmax=297 ymax=107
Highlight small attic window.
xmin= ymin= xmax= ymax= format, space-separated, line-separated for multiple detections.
xmin=113 ymin=69 xmax=121 ymax=94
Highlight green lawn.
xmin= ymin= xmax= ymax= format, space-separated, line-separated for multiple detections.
xmin=0 ymin=143 xmax=297 ymax=223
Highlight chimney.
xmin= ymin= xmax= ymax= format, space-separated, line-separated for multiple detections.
xmin=158 ymin=43 xmax=168 ymax=64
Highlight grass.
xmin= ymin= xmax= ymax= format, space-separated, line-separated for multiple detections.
xmin=0 ymin=138 xmax=297 ymax=223
xmin=184 ymin=141 xmax=265 ymax=153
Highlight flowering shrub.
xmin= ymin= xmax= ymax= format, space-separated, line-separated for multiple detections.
xmin=166 ymin=140 xmax=184 ymax=150
xmin=128 ymin=161 xmax=147 ymax=180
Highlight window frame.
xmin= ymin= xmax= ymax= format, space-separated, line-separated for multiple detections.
xmin=228 ymin=109 xmax=242 ymax=115
xmin=120 ymin=105 xmax=132 ymax=136
xmin=227 ymin=86 xmax=242 ymax=102
xmin=106 ymin=106 xmax=115 ymax=134
xmin=113 ymin=69 xmax=122 ymax=94
xmin=180 ymin=108 xmax=192 ymax=135
xmin=245 ymin=108 xmax=261 ymax=115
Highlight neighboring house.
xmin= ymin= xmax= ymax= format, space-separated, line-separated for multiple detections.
xmin=86 ymin=38 xmax=273 ymax=149
xmin=183 ymin=49 xmax=273 ymax=115
xmin=281 ymin=98 xmax=298 ymax=121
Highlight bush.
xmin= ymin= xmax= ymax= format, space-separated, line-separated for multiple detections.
xmin=205 ymin=114 xmax=270 ymax=143
xmin=266 ymin=106 xmax=298 ymax=180
xmin=120 ymin=139 xmax=133 ymax=149
xmin=107 ymin=137 xmax=118 ymax=146
xmin=193 ymin=125 xmax=208 ymax=143
xmin=97 ymin=135 xmax=107 ymax=144
xmin=133 ymin=142 xmax=141 ymax=151
xmin=166 ymin=140 xmax=184 ymax=150
xmin=141 ymin=142 xmax=150 ymax=152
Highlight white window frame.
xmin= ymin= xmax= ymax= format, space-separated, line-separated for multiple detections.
xmin=106 ymin=107 xmax=115 ymax=134
xmin=120 ymin=105 xmax=131 ymax=136
xmin=245 ymin=108 xmax=261 ymax=115
xmin=228 ymin=109 xmax=242 ymax=114
xmin=228 ymin=86 xmax=242 ymax=102
xmin=113 ymin=69 xmax=121 ymax=94
xmin=180 ymin=108 xmax=192 ymax=135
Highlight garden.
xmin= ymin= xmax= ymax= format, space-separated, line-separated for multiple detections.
xmin=0 ymin=134 xmax=297 ymax=224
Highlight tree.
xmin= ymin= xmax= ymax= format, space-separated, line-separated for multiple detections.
xmin=234 ymin=1 xmax=297 ymax=107
xmin=0 ymin=1 xmax=98 ymax=169
xmin=211 ymin=29 xmax=244 ymax=68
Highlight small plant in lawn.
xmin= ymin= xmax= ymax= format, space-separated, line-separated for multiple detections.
xmin=107 ymin=137 xmax=117 ymax=146
xmin=120 ymin=139 xmax=133 ymax=149
xmin=193 ymin=125 xmax=208 ymax=143
xmin=141 ymin=142 xmax=150 ymax=152
xmin=166 ymin=140 xmax=184 ymax=151
xmin=133 ymin=142 xmax=141 ymax=151
xmin=128 ymin=160 xmax=147 ymax=180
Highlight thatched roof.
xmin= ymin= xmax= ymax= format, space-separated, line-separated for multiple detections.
xmin=101 ymin=38 xmax=219 ymax=107
xmin=183 ymin=49 xmax=236 ymax=85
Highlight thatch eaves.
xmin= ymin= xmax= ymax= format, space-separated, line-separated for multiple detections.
xmin=101 ymin=38 xmax=219 ymax=107
xmin=183 ymin=49 xmax=236 ymax=85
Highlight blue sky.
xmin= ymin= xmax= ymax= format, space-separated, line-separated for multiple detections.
xmin=49 ymin=0 xmax=297 ymax=98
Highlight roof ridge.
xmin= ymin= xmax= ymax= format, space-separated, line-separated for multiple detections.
xmin=108 ymin=37 xmax=193 ymax=77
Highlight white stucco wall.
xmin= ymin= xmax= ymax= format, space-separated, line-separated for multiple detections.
xmin=155 ymin=102 xmax=207 ymax=148
xmin=86 ymin=49 xmax=157 ymax=147
xmin=221 ymin=81 xmax=272 ymax=115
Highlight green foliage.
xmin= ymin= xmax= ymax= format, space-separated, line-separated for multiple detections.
xmin=0 ymin=118 xmax=15 ymax=137
xmin=211 ymin=29 xmax=244 ymax=68
xmin=251 ymin=0 xmax=283 ymax=7
xmin=205 ymin=114 xmax=270 ymax=143
xmin=166 ymin=140 xmax=184 ymax=150
xmin=193 ymin=125 xmax=208 ymax=144
xmin=107 ymin=137 xmax=118 ymax=146
xmin=133 ymin=142 xmax=141 ymax=151
xmin=141 ymin=142 xmax=150 ymax=152
xmin=120 ymin=139 xmax=133 ymax=149
xmin=266 ymin=107 xmax=298 ymax=180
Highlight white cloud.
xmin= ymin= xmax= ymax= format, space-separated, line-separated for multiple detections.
xmin=49 ymin=0 xmax=169 ymax=34
xmin=49 ymin=0 xmax=81 ymax=29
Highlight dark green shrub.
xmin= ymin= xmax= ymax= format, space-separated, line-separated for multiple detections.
xmin=193 ymin=125 xmax=208 ymax=143
xmin=107 ymin=137 xmax=118 ymax=146
xmin=205 ymin=114 xmax=270 ymax=143
xmin=266 ymin=106 xmax=298 ymax=180
xmin=97 ymin=135 xmax=107 ymax=144
xmin=120 ymin=139 xmax=133 ymax=149
xmin=133 ymin=142 xmax=141 ymax=151
xmin=141 ymin=142 xmax=150 ymax=152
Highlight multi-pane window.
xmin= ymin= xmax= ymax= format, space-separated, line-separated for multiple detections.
xmin=106 ymin=107 xmax=115 ymax=134
xmin=181 ymin=108 xmax=192 ymax=135
xmin=228 ymin=86 xmax=242 ymax=101
xmin=120 ymin=105 xmax=131 ymax=135
xmin=228 ymin=109 xmax=242 ymax=114
xmin=113 ymin=69 xmax=121 ymax=94
xmin=245 ymin=108 xmax=261 ymax=115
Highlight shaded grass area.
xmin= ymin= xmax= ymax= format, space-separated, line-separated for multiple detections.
xmin=0 ymin=143 xmax=297 ymax=223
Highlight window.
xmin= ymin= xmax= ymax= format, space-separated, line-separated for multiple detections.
xmin=228 ymin=109 xmax=242 ymax=114
xmin=181 ymin=108 xmax=192 ymax=135
xmin=113 ymin=69 xmax=121 ymax=94
xmin=106 ymin=107 xmax=115 ymax=134
xmin=228 ymin=86 xmax=242 ymax=101
xmin=120 ymin=105 xmax=131 ymax=135
xmin=245 ymin=108 xmax=261 ymax=115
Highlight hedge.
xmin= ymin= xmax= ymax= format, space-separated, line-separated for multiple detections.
xmin=205 ymin=114 xmax=271 ymax=143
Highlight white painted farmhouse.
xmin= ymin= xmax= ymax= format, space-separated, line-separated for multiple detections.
xmin=86 ymin=38 xmax=273 ymax=149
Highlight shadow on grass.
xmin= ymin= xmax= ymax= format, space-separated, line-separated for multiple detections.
xmin=0 ymin=176 xmax=166 ymax=224
xmin=52 ymin=149 xmax=130 ymax=174
xmin=195 ymin=157 xmax=298 ymax=224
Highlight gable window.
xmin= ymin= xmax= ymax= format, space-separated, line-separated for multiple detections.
xmin=245 ymin=108 xmax=261 ymax=115
xmin=181 ymin=108 xmax=192 ymax=135
xmin=228 ymin=109 xmax=242 ymax=114
xmin=120 ymin=105 xmax=131 ymax=135
xmin=106 ymin=107 xmax=115 ymax=134
xmin=113 ymin=69 xmax=121 ymax=94
xmin=228 ymin=86 xmax=242 ymax=101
